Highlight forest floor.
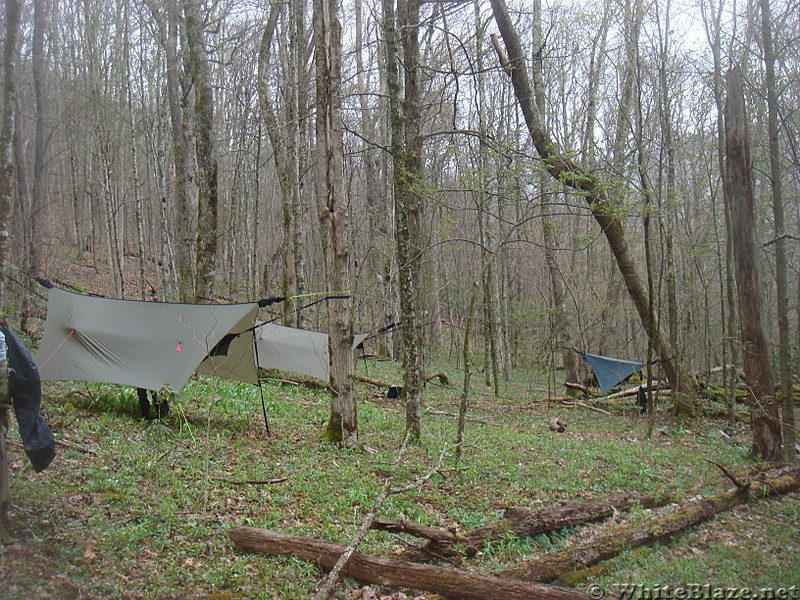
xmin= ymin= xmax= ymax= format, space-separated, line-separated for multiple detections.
xmin=1 ymin=357 xmax=799 ymax=600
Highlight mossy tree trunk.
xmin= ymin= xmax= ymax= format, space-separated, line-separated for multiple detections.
xmin=384 ymin=0 xmax=425 ymax=442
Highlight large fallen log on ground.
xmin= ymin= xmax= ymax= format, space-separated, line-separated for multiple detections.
xmin=598 ymin=383 xmax=669 ymax=401
xmin=228 ymin=526 xmax=589 ymax=600
xmin=375 ymin=493 xmax=673 ymax=561
xmin=466 ymin=493 xmax=672 ymax=548
xmin=495 ymin=465 xmax=800 ymax=583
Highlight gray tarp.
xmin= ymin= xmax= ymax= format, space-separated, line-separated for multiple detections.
xmin=35 ymin=288 xmax=259 ymax=391
xmin=196 ymin=312 xmax=259 ymax=384
xmin=255 ymin=323 xmax=370 ymax=381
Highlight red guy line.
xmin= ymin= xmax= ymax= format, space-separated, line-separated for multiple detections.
xmin=38 ymin=328 xmax=76 ymax=369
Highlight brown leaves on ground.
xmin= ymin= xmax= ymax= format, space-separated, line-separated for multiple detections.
xmin=345 ymin=585 xmax=428 ymax=600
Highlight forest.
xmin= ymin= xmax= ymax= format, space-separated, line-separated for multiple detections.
xmin=0 ymin=0 xmax=799 ymax=597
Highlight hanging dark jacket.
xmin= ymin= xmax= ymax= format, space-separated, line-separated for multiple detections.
xmin=3 ymin=323 xmax=55 ymax=472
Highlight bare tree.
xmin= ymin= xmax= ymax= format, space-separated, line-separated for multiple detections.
xmin=531 ymin=0 xmax=577 ymax=388
xmin=759 ymin=0 xmax=794 ymax=457
xmin=382 ymin=0 xmax=425 ymax=442
xmin=184 ymin=0 xmax=218 ymax=302
xmin=701 ymin=0 xmax=739 ymax=428
xmin=258 ymin=3 xmax=309 ymax=325
xmin=314 ymin=0 xmax=358 ymax=446
xmin=724 ymin=66 xmax=782 ymax=462
xmin=148 ymin=0 xmax=197 ymax=302
xmin=29 ymin=0 xmax=50 ymax=281
xmin=397 ymin=0 xmax=425 ymax=442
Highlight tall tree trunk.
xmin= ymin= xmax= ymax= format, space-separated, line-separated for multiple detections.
xmin=122 ymin=0 xmax=147 ymax=300
xmin=102 ymin=155 xmax=124 ymax=298
xmin=314 ymin=0 xmax=358 ymax=447
xmin=184 ymin=0 xmax=218 ymax=303
xmin=12 ymin=105 xmax=32 ymax=274
xmin=0 ymin=0 xmax=22 ymax=534
xmin=581 ymin=1 xmax=612 ymax=160
xmin=456 ymin=286 xmax=477 ymax=462
xmin=289 ymin=0 xmax=308 ymax=328
xmin=701 ymin=0 xmax=738 ymax=430
xmin=258 ymin=7 xmax=297 ymax=321
xmin=635 ymin=81 xmax=658 ymax=433
xmin=531 ymin=0 xmax=577 ymax=388
xmin=724 ymin=66 xmax=782 ymax=462
xmin=154 ymin=0 xmax=195 ymax=302
xmin=489 ymin=0 xmax=690 ymax=403
xmin=609 ymin=0 xmax=640 ymax=175
xmin=654 ymin=0 xmax=690 ymax=416
xmin=384 ymin=0 xmax=425 ymax=441
xmin=356 ymin=0 xmax=385 ymax=349
xmin=258 ymin=4 xmax=307 ymax=324
xmin=30 ymin=0 xmax=50 ymax=283
xmin=474 ymin=0 xmax=502 ymax=394
xmin=759 ymin=0 xmax=794 ymax=457
xmin=397 ymin=0 xmax=425 ymax=442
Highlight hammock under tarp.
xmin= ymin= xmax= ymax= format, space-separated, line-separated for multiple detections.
xmin=578 ymin=351 xmax=646 ymax=393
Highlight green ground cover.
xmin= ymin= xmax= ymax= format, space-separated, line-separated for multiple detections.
xmin=2 ymin=361 xmax=798 ymax=599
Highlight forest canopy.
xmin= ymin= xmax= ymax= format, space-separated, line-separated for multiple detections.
xmin=0 ymin=0 xmax=797 ymax=426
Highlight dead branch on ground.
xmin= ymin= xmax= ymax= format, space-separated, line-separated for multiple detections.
xmin=397 ymin=493 xmax=672 ymax=561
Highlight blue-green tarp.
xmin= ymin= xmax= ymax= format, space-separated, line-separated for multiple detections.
xmin=580 ymin=352 xmax=646 ymax=394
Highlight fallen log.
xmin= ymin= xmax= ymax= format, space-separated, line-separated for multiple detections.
xmin=597 ymin=382 xmax=669 ymax=401
xmin=358 ymin=373 xmax=450 ymax=389
xmin=357 ymin=375 xmax=394 ymax=388
xmin=407 ymin=493 xmax=673 ymax=560
xmin=564 ymin=382 xmax=591 ymax=395
xmin=495 ymin=465 xmax=800 ymax=584
xmin=228 ymin=526 xmax=589 ymax=600
xmin=690 ymin=364 xmax=743 ymax=381
xmin=565 ymin=382 xmax=670 ymax=401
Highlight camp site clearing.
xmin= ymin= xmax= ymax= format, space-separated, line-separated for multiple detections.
xmin=2 ymin=360 xmax=798 ymax=598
